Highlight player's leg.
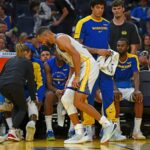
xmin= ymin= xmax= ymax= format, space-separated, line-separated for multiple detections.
xmin=44 ymin=91 xmax=58 ymax=140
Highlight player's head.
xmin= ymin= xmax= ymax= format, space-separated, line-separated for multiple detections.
xmin=15 ymin=43 xmax=32 ymax=59
xmin=36 ymin=26 xmax=54 ymax=47
xmin=112 ymin=0 xmax=125 ymax=18
xmin=40 ymin=45 xmax=51 ymax=62
xmin=117 ymin=38 xmax=129 ymax=56
xmin=90 ymin=0 xmax=106 ymax=18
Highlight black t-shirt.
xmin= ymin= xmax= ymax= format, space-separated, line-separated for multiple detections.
xmin=0 ymin=57 xmax=36 ymax=100
xmin=55 ymin=0 xmax=76 ymax=20
xmin=109 ymin=21 xmax=140 ymax=51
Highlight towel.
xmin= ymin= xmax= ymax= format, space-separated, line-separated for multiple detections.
xmin=97 ymin=50 xmax=119 ymax=76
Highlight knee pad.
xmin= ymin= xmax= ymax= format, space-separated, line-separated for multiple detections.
xmin=61 ymin=89 xmax=77 ymax=115
xmin=27 ymin=99 xmax=39 ymax=120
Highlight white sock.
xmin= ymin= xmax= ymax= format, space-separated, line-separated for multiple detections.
xmin=45 ymin=115 xmax=52 ymax=132
xmin=133 ymin=118 xmax=142 ymax=132
xmin=99 ymin=116 xmax=111 ymax=128
xmin=74 ymin=124 xmax=84 ymax=135
xmin=116 ymin=118 xmax=121 ymax=132
xmin=86 ymin=125 xmax=93 ymax=135
xmin=6 ymin=117 xmax=13 ymax=129
xmin=29 ymin=120 xmax=36 ymax=125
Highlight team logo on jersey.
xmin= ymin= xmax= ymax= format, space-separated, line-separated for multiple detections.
xmin=63 ymin=69 xmax=68 ymax=71
xmin=121 ymin=31 xmax=127 ymax=35
xmin=92 ymin=26 xmax=107 ymax=30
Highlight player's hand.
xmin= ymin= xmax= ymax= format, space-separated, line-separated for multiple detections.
xmin=55 ymin=89 xmax=64 ymax=97
xmin=114 ymin=90 xmax=122 ymax=102
xmin=97 ymin=49 xmax=112 ymax=57
xmin=133 ymin=90 xmax=143 ymax=103
xmin=72 ymin=76 xmax=80 ymax=89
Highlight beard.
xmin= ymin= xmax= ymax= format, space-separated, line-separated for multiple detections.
xmin=119 ymin=51 xmax=127 ymax=57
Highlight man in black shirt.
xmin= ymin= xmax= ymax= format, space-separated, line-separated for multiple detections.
xmin=109 ymin=0 xmax=140 ymax=54
xmin=51 ymin=0 xmax=76 ymax=35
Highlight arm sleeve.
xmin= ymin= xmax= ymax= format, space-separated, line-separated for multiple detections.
xmin=132 ymin=56 xmax=140 ymax=73
xmin=32 ymin=61 xmax=45 ymax=102
xmin=74 ymin=20 xmax=86 ymax=40
xmin=26 ymin=61 xmax=36 ymax=101
xmin=39 ymin=2 xmax=51 ymax=20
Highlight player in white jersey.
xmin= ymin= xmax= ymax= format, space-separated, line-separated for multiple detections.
xmin=36 ymin=26 xmax=117 ymax=144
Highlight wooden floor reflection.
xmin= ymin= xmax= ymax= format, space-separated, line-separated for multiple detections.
xmin=0 ymin=139 xmax=149 ymax=150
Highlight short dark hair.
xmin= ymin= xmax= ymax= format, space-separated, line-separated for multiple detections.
xmin=112 ymin=0 xmax=124 ymax=8
xmin=118 ymin=38 xmax=129 ymax=45
xmin=89 ymin=0 xmax=106 ymax=8
xmin=36 ymin=26 xmax=50 ymax=36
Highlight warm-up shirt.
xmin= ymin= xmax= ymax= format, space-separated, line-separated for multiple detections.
xmin=114 ymin=53 xmax=140 ymax=88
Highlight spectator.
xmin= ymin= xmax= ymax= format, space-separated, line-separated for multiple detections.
xmin=0 ymin=38 xmax=8 ymax=51
xmin=138 ymin=34 xmax=150 ymax=70
xmin=114 ymin=38 xmax=145 ymax=140
xmin=44 ymin=51 xmax=70 ymax=140
xmin=131 ymin=0 xmax=150 ymax=34
xmin=29 ymin=0 xmax=52 ymax=33
xmin=0 ymin=4 xmax=13 ymax=31
xmin=50 ymin=0 xmax=76 ymax=35
xmin=0 ymin=19 xmax=15 ymax=52
xmin=0 ymin=19 xmax=7 ymax=33
xmin=109 ymin=0 xmax=141 ymax=54
xmin=142 ymin=34 xmax=150 ymax=52
xmin=146 ymin=21 xmax=150 ymax=34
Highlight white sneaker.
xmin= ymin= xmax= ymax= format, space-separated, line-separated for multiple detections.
xmin=132 ymin=131 xmax=146 ymax=140
xmin=16 ymin=129 xmax=24 ymax=140
xmin=64 ymin=132 xmax=89 ymax=144
xmin=100 ymin=123 xmax=117 ymax=143
xmin=0 ymin=134 xmax=8 ymax=143
xmin=110 ymin=130 xmax=126 ymax=141
xmin=84 ymin=126 xmax=93 ymax=142
xmin=26 ymin=121 xmax=36 ymax=141
xmin=8 ymin=129 xmax=21 ymax=141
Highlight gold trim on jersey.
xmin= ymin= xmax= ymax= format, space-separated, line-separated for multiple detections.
xmin=79 ymin=58 xmax=90 ymax=92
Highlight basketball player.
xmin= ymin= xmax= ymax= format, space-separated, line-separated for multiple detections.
xmin=36 ymin=26 xmax=117 ymax=144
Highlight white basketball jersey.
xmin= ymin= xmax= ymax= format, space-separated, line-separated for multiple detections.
xmin=56 ymin=34 xmax=94 ymax=67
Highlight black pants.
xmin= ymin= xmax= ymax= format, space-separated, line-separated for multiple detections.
xmin=0 ymin=84 xmax=27 ymax=128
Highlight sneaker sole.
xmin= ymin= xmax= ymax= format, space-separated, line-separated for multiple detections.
xmin=26 ymin=127 xmax=36 ymax=141
xmin=110 ymin=137 xmax=127 ymax=142
xmin=64 ymin=136 xmax=90 ymax=144
xmin=100 ymin=124 xmax=117 ymax=143
xmin=132 ymin=136 xmax=146 ymax=140
xmin=7 ymin=136 xmax=20 ymax=142
xmin=0 ymin=138 xmax=6 ymax=143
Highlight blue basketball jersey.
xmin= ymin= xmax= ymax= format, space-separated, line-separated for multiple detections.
xmin=47 ymin=57 xmax=70 ymax=90
xmin=114 ymin=53 xmax=140 ymax=88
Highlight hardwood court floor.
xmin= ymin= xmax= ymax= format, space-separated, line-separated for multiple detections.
xmin=0 ymin=139 xmax=149 ymax=150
